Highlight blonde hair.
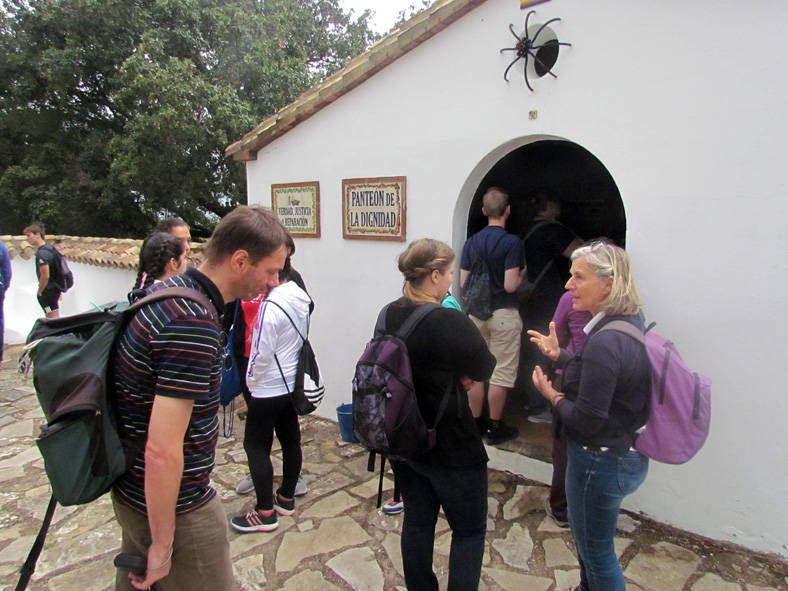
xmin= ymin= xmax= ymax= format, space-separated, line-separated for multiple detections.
xmin=571 ymin=240 xmax=642 ymax=315
xmin=482 ymin=187 xmax=509 ymax=218
xmin=397 ymin=238 xmax=455 ymax=304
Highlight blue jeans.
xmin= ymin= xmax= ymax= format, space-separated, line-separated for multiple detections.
xmin=566 ymin=441 xmax=648 ymax=591
xmin=391 ymin=460 xmax=488 ymax=591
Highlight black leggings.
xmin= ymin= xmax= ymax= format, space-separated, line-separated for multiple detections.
xmin=244 ymin=394 xmax=302 ymax=511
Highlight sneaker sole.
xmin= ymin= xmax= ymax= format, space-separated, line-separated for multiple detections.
xmin=230 ymin=519 xmax=278 ymax=533
xmin=527 ymin=417 xmax=552 ymax=424
xmin=274 ymin=504 xmax=295 ymax=516
xmin=382 ymin=508 xmax=404 ymax=515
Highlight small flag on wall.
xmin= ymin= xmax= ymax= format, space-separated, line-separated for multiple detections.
xmin=521 ymin=0 xmax=551 ymax=8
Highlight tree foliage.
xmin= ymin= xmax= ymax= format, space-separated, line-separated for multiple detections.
xmin=0 ymin=0 xmax=377 ymax=237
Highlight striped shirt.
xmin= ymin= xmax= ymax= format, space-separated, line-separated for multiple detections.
xmin=113 ymin=268 xmax=225 ymax=515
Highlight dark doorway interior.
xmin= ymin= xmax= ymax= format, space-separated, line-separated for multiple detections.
xmin=464 ymin=140 xmax=625 ymax=461
xmin=466 ymin=139 xmax=625 ymax=245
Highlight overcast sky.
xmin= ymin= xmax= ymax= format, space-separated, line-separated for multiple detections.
xmin=339 ymin=1 xmax=417 ymax=33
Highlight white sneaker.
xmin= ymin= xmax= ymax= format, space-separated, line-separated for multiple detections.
xmin=294 ymin=475 xmax=308 ymax=497
xmin=236 ymin=475 xmax=254 ymax=495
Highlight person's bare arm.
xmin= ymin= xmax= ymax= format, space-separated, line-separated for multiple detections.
xmin=562 ymin=237 xmax=584 ymax=259
xmin=128 ymin=396 xmax=194 ymax=590
xmin=503 ymin=266 xmax=527 ymax=293
xmin=38 ymin=265 xmax=50 ymax=295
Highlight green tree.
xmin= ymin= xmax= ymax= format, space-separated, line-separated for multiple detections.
xmin=0 ymin=0 xmax=377 ymax=237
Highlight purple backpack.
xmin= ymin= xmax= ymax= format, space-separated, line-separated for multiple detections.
xmin=598 ymin=320 xmax=712 ymax=464
xmin=352 ymin=303 xmax=453 ymax=460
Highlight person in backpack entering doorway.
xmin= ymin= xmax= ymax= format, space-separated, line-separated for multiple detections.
xmin=460 ymin=187 xmax=526 ymax=445
xmin=23 ymin=224 xmax=64 ymax=318
xmin=516 ymin=193 xmax=583 ymax=425
xmin=528 ymin=240 xmax=650 ymax=591
xmin=111 ymin=206 xmax=291 ymax=591
xmin=387 ymin=238 xmax=495 ymax=591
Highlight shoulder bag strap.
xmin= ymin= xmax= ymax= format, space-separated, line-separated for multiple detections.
xmin=15 ymin=494 xmax=57 ymax=591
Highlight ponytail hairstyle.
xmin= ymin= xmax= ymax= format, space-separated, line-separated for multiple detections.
xmin=571 ymin=239 xmax=642 ymax=315
xmin=134 ymin=232 xmax=186 ymax=290
xmin=397 ymin=238 xmax=455 ymax=304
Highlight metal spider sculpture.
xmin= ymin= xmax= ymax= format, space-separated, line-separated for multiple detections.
xmin=500 ymin=11 xmax=571 ymax=91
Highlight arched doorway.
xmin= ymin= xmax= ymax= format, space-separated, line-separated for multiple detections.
xmin=466 ymin=139 xmax=625 ymax=244
xmin=457 ymin=138 xmax=624 ymax=461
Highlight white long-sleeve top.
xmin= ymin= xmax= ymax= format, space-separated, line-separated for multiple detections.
xmin=246 ymin=280 xmax=311 ymax=398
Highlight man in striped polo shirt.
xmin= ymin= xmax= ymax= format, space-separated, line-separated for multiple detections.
xmin=112 ymin=206 xmax=292 ymax=591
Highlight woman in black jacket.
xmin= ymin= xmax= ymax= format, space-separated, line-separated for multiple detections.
xmin=529 ymin=240 xmax=651 ymax=591
xmin=385 ymin=238 xmax=496 ymax=591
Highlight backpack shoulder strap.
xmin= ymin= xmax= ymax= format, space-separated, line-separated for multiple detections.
xmin=374 ymin=304 xmax=391 ymax=337
xmin=596 ymin=320 xmax=646 ymax=345
xmin=521 ymin=219 xmax=552 ymax=242
xmin=395 ymin=303 xmax=441 ymax=342
xmin=267 ymin=299 xmax=306 ymax=342
xmin=129 ymin=286 xmax=218 ymax=322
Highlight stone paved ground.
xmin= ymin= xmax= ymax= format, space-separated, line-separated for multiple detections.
xmin=1 ymin=345 xmax=787 ymax=591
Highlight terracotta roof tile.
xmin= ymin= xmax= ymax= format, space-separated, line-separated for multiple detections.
xmin=225 ymin=0 xmax=490 ymax=161
xmin=0 ymin=235 xmax=204 ymax=271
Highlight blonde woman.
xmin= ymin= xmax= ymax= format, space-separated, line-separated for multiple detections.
xmin=529 ymin=240 xmax=650 ymax=591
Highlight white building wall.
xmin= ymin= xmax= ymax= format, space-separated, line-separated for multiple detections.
xmin=244 ymin=0 xmax=788 ymax=556
xmin=5 ymin=256 xmax=136 ymax=344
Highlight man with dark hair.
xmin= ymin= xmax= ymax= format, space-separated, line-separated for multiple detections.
xmin=155 ymin=217 xmax=192 ymax=255
xmin=460 ymin=188 xmax=527 ymax=445
xmin=23 ymin=224 xmax=62 ymax=318
xmin=112 ymin=205 xmax=291 ymax=591
xmin=0 ymin=239 xmax=11 ymax=362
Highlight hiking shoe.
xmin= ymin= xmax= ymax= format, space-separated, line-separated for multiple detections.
xmin=294 ymin=475 xmax=308 ymax=497
xmin=274 ymin=490 xmax=295 ymax=516
xmin=484 ymin=421 xmax=518 ymax=445
xmin=236 ymin=474 xmax=254 ymax=495
xmin=527 ymin=409 xmax=553 ymax=424
xmin=545 ymin=496 xmax=570 ymax=529
xmin=382 ymin=500 xmax=404 ymax=515
xmin=231 ymin=509 xmax=278 ymax=533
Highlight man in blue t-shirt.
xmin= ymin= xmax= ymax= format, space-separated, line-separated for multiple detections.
xmin=0 ymin=239 xmax=11 ymax=362
xmin=460 ymin=187 xmax=526 ymax=445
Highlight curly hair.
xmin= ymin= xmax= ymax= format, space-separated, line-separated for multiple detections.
xmin=397 ymin=238 xmax=455 ymax=304
xmin=134 ymin=232 xmax=185 ymax=290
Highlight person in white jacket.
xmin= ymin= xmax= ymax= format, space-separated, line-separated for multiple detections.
xmin=230 ymin=255 xmax=311 ymax=533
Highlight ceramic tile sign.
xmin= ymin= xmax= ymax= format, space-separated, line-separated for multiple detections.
xmin=342 ymin=177 xmax=406 ymax=241
xmin=271 ymin=182 xmax=321 ymax=238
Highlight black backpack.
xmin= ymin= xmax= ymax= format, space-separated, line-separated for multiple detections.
xmin=15 ymin=287 xmax=216 ymax=590
xmin=461 ymin=232 xmax=506 ymax=320
xmin=40 ymin=244 xmax=74 ymax=292
xmin=352 ymin=303 xmax=455 ymax=461
xmin=269 ymin=299 xmax=325 ymax=415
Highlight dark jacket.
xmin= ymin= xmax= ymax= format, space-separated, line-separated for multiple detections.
xmin=385 ymin=298 xmax=496 ymax=467
xmin=555 ymin=313 xmax=651 ymax=451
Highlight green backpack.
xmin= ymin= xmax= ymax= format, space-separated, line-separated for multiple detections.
xmin=21 ymin=286 xmax=215 ymax=506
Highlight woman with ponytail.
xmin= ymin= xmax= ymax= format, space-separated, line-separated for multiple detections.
xmin=382 ymin=238 xmax=495 ymax=591
xmin=134 ymin=232 xmax=187 ymax=290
